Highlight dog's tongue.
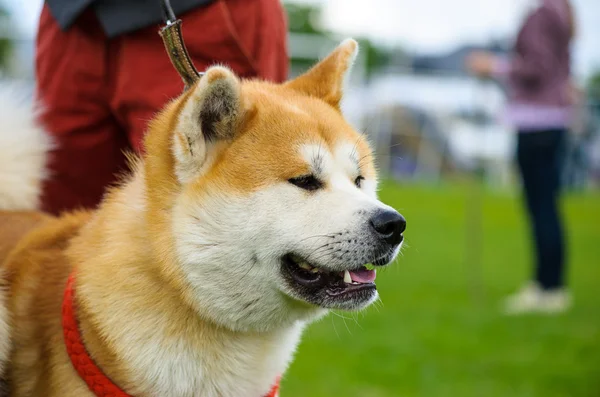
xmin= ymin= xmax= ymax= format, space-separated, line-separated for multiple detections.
xmin=349 ymin=268 xmax=376 ymax=283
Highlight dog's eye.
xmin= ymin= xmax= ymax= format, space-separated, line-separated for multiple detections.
xmin=354 ymin=175 xmax=365 ymax=188
xmin=288 ymin=175 xmax=323 ymax=191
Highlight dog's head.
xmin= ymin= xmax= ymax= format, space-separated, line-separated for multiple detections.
xmin=144 ymin=40 xmax=405 ymax=331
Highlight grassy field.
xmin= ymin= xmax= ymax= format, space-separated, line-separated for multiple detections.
xmin=281 ymin=181 xmax=600 ymax=397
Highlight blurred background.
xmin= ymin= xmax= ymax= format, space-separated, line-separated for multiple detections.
xmin=2 ymin=0 xmax=599 ymax=396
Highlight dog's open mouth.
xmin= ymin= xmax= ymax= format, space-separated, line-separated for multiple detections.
xmin=282 ymin=253 xmax=377 ymax=300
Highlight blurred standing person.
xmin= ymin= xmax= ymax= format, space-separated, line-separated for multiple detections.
xmin=467 ymin=0 xmax=575 ymax=314
xmin=37 ymin=0 xmax=288 ymax=215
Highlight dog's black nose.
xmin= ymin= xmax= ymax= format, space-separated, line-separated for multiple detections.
xmin=370 ymin=210 xmax=406 ymax=245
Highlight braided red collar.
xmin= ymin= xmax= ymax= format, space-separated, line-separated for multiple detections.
xmin=62 ymin=272 xmax=281 ymax=397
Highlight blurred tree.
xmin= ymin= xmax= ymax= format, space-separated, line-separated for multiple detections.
xmin=355 ymin=38 xmax=394 ymax=79
xmin=285 ymin=2 xmax=322 ymax=35
xmin=0 ymin=3 xmax=13 ymax=73
xmin=284 ymin=2 xmax=397 ymax=78
xmin=587 ymin=70 xmax=600 ymax=114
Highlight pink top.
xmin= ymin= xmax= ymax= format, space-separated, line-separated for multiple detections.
xmin=494 ymin=0 xmax=573 ymax=131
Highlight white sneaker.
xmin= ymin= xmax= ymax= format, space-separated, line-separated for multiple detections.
xmin=503 ymin=282 xmax=542 ymax=315
xmin=536 ymin=289 xmax=572 ymax=314
xmin=502 ymin=282 xmax=571 ymax=315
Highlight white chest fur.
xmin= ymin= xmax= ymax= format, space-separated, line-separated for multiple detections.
xmin=115 ymin=319 xmax=305 ymax=397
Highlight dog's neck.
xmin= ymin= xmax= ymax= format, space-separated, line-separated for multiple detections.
xmin=74 ymin=266 xmax=304 ymax=397
xmin=66 ymin=170 xmax=307 ymax=396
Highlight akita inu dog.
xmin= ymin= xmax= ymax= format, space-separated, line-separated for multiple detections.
xmin=0 ymin=39 xmax=406 ymax=396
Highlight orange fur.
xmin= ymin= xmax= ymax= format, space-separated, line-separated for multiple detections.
xmin=0 ymin=39 xmax=380 ymax=396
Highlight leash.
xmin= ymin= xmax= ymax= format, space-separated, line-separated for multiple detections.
xmin=158 ymin=0 xmax=204 ymax=89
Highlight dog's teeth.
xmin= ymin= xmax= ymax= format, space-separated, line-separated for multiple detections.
xmin=343 ymin=270 xmax=352 ymax=284
xmin=310 ymin=267 xmax=320 ymax=273
xmin=298 ymin=262 xmax=313 ymax=271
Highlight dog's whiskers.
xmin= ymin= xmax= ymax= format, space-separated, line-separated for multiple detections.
xmin=330 ymin=315 xmax=341 ymax=341
xmin=192 ymin=242 xmax=221 ymax=248
xmin=350 ymin=312 xmax=364 ymax=329
xmin=297 ymin=233 xmax=337 ymax=244
xmin=330 ymin=310 xmax=352 ymax=335
xmin=305 ymin=247 xmax=337 ymax=264
xmin=227 ymin=256 xmax=259 ymax=292
xmin=303 ymin=242 xmax=336 ymax=261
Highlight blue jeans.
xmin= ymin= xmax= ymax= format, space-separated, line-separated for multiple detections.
xmin=516 ymin=129 xmax=567 ymax=290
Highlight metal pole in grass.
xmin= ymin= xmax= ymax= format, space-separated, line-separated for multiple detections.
xmin=465 ymin=159 xmax=484 ymax=305
xmin=464 ymin=78 xmax=491 ymax=305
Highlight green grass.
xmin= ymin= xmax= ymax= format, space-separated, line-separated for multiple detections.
xmin=281 ymin=181 xmax=600 ymax=397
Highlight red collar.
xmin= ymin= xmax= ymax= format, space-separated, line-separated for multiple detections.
xmin=62 ymin=272 xmax=280 ymax=397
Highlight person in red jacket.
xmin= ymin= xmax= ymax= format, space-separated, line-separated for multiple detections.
xmin=37 ymin=0 xmax=288 ymax=215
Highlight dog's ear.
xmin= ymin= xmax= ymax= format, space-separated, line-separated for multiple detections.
xmin=172 ymin=66 xmax=242 ymax=183
xmin=285 ymin=39 xmax=358 ymax=109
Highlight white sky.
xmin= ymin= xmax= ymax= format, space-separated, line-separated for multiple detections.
xmin=4 ymin=0 xmax=600 ymax=79
xmin=314 ymin=0 xmax=600 ymax=79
